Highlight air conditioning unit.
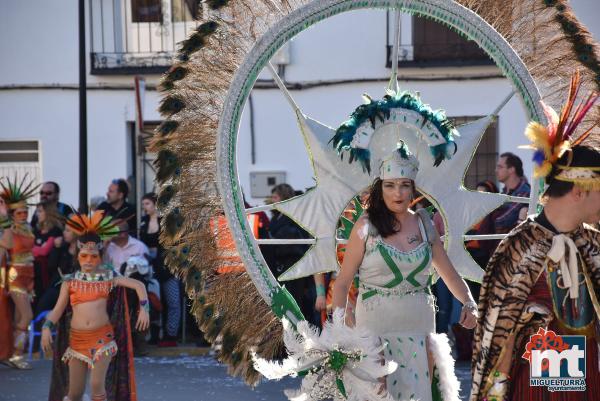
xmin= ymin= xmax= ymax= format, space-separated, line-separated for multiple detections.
xmin=249 ymin=171 xmax=286 ymax=198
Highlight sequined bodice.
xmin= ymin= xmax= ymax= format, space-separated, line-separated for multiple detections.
xmin=65 ymin=268 xmax=116 ymax=306
xmin=11 ymin=225 xmax=34 ymax=265
xmin=359 ymin=216 xmax=433 ymax=299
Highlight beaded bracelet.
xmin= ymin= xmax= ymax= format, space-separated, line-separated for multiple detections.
xmin=139 ymin=299 xmax=150 ymax=313
xmin=42 ymin=320 xmax=56 ymax=331
xmin=462 ymin=300 xmax=478 ymax=316
xmin=316 ymin=284 xmax=326 ymax=297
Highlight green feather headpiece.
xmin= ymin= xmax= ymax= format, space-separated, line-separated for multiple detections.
xmin=0 ymin=174 xmax=39 ymax=209
xmin=330 ymin=91 xmax=458 ymax=173
xmin=66 ymin=210 xmax=121 ymax=241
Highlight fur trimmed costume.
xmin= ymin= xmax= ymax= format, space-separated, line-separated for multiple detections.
xmin=470 ymin=216 xmax=600 ymax=401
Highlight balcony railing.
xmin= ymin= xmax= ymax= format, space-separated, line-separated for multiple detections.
xmin=386 ymin=15 xmax=493 ymax=68
xmin=89 ymin=0 xmax=200 ymax=74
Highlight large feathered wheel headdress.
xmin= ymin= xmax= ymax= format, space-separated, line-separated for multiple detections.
xmin=151 ymin=0 xmax=600 ymax=386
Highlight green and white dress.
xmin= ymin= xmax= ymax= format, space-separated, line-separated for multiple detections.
xmin=354 ymin=210 xmax=460 ymax=401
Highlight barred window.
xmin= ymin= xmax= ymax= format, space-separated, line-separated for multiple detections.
xmin=449 ymin=116 xmax=498 ymax=190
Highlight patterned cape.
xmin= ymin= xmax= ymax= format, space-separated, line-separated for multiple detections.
xmin=48 ymin=285 xmax=138 ymax=401
xmin=470 ymin=217 xmax=600 ymax=401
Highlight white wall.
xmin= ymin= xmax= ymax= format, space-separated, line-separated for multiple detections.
xmin=0 ymin=0 xmax=163 ymax=206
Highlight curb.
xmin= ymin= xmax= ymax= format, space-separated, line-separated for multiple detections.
xmin=29 ymin=345 xmax=213 ymax=360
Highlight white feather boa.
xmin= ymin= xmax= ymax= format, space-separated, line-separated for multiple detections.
xmin=253 ymin=309 xmax=397 ymax=401
xmin=428 ymin=333 xmax=461 ymax=401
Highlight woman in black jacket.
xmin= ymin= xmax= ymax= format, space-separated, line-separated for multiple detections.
xmin=140 ymin=193 xmax=181 ymax=347
xmin=264 ymin=184 xmax=323 ymax=328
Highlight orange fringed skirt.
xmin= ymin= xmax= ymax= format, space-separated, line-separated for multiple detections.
xmin=62 ymin=324 xmax=118 ymax=368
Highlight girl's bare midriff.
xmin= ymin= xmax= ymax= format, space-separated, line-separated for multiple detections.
xmin=70 ymin=299 xmax=110 ymax=330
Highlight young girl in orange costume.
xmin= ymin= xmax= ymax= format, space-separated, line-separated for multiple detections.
xmin=42 ymin=211 xmax=149 ymax=401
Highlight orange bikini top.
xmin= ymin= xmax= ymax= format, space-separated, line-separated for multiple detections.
xmin=66 ymin=269 xmax=116 ymax=306
xmin=10 ymin=225 xmax=35 ymax=264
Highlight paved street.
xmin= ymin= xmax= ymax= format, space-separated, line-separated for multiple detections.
xmin=1 ymin=354 xmax=472 ymax=401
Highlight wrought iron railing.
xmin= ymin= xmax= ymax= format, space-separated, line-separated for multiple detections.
xmin=89 ymin=0 xmax=200 ymax=74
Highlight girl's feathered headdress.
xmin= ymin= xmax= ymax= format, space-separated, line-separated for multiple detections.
xmin=0 ymin=174 xmax=39 ymax=210
xmin=523 ymin=71 xmax=600 ymax=189
xmin=66 ymin=210 xmax=120 ymax=251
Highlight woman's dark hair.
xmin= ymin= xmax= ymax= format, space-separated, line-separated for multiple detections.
xmin=476 ymin=180 xmax=499 ymax=193
xmin=142 ymin=192 xmax=157 ymax=204
xmin=112 ymin=178 xmax=129 ymax=199
xmin=36 ymin=202 xmax=63 ymax=232
xmin=366 ymin=178 xmax=415 ymax=238
xmin=544 ymin=145 xmax=600 ymax=198
xmin=271 ymin=183 xmax=296 ymax=201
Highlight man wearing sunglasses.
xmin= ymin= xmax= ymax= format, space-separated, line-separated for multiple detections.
xmin=97 ymin=178 xmax=137 ymax=236
xmin=30 ymin=182 xmax=73 ymax=231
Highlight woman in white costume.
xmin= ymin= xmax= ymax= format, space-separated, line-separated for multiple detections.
xmin=332 ymin=143 xmax=478 ymax=401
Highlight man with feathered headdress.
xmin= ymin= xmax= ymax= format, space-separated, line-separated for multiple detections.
xmin=471 ymin=72 xmax=600 ymax=401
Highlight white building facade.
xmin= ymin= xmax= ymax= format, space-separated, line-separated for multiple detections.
xmin=1 ymin=0 xmax=598 ymax=208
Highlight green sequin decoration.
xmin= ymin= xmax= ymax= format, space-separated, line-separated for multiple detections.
xmin=328 ymin=350 xmax=348 ymax=373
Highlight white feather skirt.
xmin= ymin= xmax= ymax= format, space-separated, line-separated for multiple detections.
xmin=355 ymin=291 xmax=460 ymax=401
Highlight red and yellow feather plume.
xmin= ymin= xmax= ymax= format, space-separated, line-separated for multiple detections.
xmin=523 ymin=71 xmax=599 ymax=178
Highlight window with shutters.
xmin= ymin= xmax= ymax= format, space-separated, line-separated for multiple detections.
xmin=449 ymin=116 xmax=498 ymax=190
xmin=412 ymin=17 xmax=493 ymax=65
xmin=0 ymin=140 xmax=42 ymax=207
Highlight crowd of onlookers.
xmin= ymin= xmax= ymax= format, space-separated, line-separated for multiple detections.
xmin=433 ymin=152 xmax=532 ymax=360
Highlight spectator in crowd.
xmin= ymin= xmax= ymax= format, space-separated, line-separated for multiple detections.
xmin=466 ymin=180 xmax=499 ymax=269
xmin=34 ymin=225 xmax=77 ymax=316
xmin=104 ymin=221 xmax=148 ymax=271
xmin=30 ymin=182 xmax=73 ymax=231
xmin=97 ymin=179 xmax=137 ymax=235
xmin=437 ymin=179 xmax=499 ymax=361
xmin=428 ymin=205 xmax=462 ymax=338
xmin=244 ymin=197 xmax=270 ymax=240
xmin=32 ymin=203 xmax=63 ymax=307
xmin=89 ymin=195 xmax=106 ymax=211
xmin=140 ymin=192 xmax=181 ymax=347
xmin=105 ymin=220 xmax=150 ymax=355
xmin=263 ymin=184 xmax=320 ymax=328
xmin=494 ymin=152 xmax=530 ymax=234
